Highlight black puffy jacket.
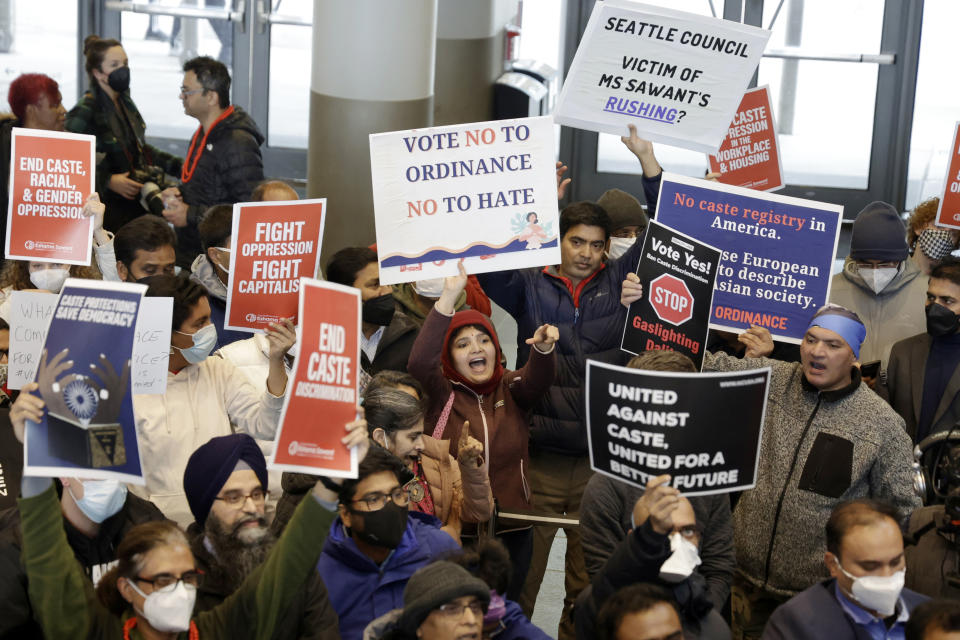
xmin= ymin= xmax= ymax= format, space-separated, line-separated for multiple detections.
xmin=177 ymin=105 xmax=265 ymax=267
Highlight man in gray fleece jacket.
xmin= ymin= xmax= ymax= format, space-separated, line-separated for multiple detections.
xmin=705 ymin=305 xmax=921 ymax=639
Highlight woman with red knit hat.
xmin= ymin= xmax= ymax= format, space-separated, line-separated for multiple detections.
xmin=408 ymin=260 xmax=557 ymax=600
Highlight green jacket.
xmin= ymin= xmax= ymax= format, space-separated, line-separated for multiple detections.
xmin=20 ymin=483 xmax=335 ymax=639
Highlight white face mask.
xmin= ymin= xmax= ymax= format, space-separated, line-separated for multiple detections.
xmin=129 ymin=580 xmax=197 ymax=633
xmin=29 ymin=268 xmax=69 ymax=293
xmin=658 ymin=532 xmax=702 ymax=583
xmin=173 ymin=324 xmax=218 ymax=364
xmin=858 ymin=265 xmax=898 ymax=294
xmin=67 ymin=479 xmax=128 ymax=523
xmin=607 ymin=236 xmax=636 ymax=261
xmin=413 ymin=277 xmax=445 ymax=299
xmin=837 ymin=562 xmax=905 ymax=617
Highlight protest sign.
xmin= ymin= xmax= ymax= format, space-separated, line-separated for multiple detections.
xmin=370 ymin=115 xmax=559 ymax=285
xmin=0 ymin=423 xmax=23 ymax=510
xmin=621 ymin=221 xmax=719 ymax=368
xmin=935 ymin=122 xmax=960 ymax=229
xmin=9 ymin=292 xmax=171 ymax=394
xmin=270 ymin=278 xmax=360 ymax=477
xmin=23 ymin=279 xmax=146 ymax=483
xmin=225 ymin=199 xmax=326 ymax=332
xmin=586 ymin=360 xmax=769 ymax=495
xmin=554 ymin=1 xmax=770 ymax=153
xmin=5 ymin=128 xmax=95 ymax=264
xmin=707 ymin=86 xmax=783 ymax=191
xmin=131 ymin=297 xmax=173 ymax=394
xmin=655 ymin=173 xmax=842 ymax=343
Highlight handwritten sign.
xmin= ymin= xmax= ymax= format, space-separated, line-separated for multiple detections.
xmin=707 ymin=86 xmax=784 ymax=191
xmin=554 ymin=1 xmax=770 ymax=153
xmin=5 ymin=128 xmax=95 ymax=264
xmin=370 ymin=115 xmax=559 ymax=285
xmin=131 ymin=297 xmax=173 ymax=395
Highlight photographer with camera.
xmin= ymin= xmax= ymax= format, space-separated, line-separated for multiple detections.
xmin=66 ymin=35 xmax=183 ymax=232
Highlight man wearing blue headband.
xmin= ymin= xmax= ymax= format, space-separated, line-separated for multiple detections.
xmin=702 ymin=304 xmax=919 ymax=639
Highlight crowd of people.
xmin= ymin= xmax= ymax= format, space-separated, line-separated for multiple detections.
xmin=0 ymin=31 xmax=960 ymax=640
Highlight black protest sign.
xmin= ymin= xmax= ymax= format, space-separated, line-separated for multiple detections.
xmin=586 ymin=360 xmax=769 ymax=495
xmin=621 ymin=220 xmax=720 ymax=369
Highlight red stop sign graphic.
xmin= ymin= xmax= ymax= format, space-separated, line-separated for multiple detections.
xmin=649 ymin=274 xmax=694 ymax=326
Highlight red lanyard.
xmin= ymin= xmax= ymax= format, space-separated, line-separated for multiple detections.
xmin=123 ymin=616 xmax=199 ymax=640
xmin=181 ymin=105 xmax=235 ymax=184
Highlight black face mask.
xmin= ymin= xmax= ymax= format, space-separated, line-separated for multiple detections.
xmin=350 ymin=501 xmax=407 ymax=549
xmin=362 ymin=293 xmax=395 ymax=327
xmin=927 ymin=303 xmax=960 ymax=337
xmin=106 ymin=66 xmax=130 ymax=93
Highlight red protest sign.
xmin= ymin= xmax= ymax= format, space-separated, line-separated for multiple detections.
xmin=707 ymin=86 xmax=784 ymax=192
xmin=224 ymin=199 xmax=326 ymax=332
xmin=935 ymin=122 xmax=960 ymax=230
xmin=270 ymin=279 xmax=359 ymax=477
xmin=5 ymin=129 xmax=95 ymax=264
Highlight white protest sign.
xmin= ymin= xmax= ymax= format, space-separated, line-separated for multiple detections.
xmin=131 ymin=297 xmax=173 ymax=395
xmin=8 ymin=292 xmax=171 ymax=394
xmin=8 ymin=291 xmax=56 ymax=389
xmin=370 ymin=115 xmax=560 ymax=285
xmin=555 ymin=0 xmax=771 ymax=153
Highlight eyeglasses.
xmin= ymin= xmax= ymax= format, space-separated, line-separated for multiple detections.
xmin=351 ymin=486 xmax=410 ymax=511
xmin=135 ymin=570 xmax=204 ymax=591
xmin=179 ymin=87 xmax=204 ymax=97
xmin=437 ymin=599 xmax=484 ymax=618
xmin=214 ymin=488 xmax=266 ymax=508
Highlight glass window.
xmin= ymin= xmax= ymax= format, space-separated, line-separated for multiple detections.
xmin=0 ymin=1 xmax=78 ymax=111
xmin=757 ymin=0 xmax=884 ymax=189
xmin=119 ymin=3 xmax=234 ymax=140
xmin=905 ymin=0 xmax=960 ymax=209
xmin=268 ymin=0 xmax=312 ymax=149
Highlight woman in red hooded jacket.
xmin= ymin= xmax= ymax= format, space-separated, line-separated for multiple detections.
xmin=407 ymin=261 xmax=557 ymax=599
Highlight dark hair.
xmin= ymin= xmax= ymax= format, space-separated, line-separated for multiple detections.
xmin=825 ymin=499 xmax=901 ymax=559
xmin=83 ymin=35 xmax=123 ymax=84
xmin=336 ymin=445 xmax=409 ymax=504
xmin=363 ymin=388 xmax=424 ymax=439
xmin=931 ymin=257 xmax=960 ymax=289
xmin=8 ymin=73 xmax=59 ymax=122
xmin=144 ymin=273 xmax=208 ymax=332
xmin=906 ymin=599 xmax=960 ymax=640
xmin=560 ymin=201 xmax=612 ymax=241
xmin=446 ymin=539 xmax=512 ymax=595
xmin=95 ymin=520 xmax=190 ymax=615
xmin=526 ymin=212 xmax=538 ymax=222
xmin=0 ymin=317 xmax=9 ymax=332
xmin=627 ymin=351 xmax=697 ymax=372
xmin=183 ymin=56 xmax=231 ymax=108
xmin=198 ymin=204 xmax=233 ymax=258
xmin=114 ymin=216 xmax=177 ymax=269
xmin=326 ymin=247 xmax=378 ymax=287
xmin=252 ymin=180 xmax=299 ymax=202
xmin=365 ymin=370 xmax=427 ymax=405
xmin=597 ymin=584 xmax=680 ymax=640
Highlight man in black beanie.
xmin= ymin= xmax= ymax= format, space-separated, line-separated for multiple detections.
xmin=830 ymin=201 xmax=927 ymax=382
xmin=182 ymin=433 xmax=339 ymax=639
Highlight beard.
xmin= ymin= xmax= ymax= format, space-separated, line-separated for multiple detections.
xmin=204 ymin=512 xmax=276 ymax=592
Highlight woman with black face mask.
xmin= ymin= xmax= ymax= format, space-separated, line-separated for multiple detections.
xmin=66 ymin=35 xmax=183 ymax=231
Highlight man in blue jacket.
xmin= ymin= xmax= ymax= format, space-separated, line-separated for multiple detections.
xmin=476 ymin=131 xmax=661 ymax=639
xmin=317 ymin=445 xmax=460 ymax=640
xmin=763 ymin=499 xmax=928 ymax=639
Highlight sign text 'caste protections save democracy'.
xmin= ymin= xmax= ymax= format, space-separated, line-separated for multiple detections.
xmin=554 ymin=0 xmax=770 ymax=153
xmin=370 ymin=116 xmax=559 ymax=285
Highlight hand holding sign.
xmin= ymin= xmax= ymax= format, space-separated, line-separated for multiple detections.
xmin=739 ymin=325 xmax=774 ymax=359
xmin=621 ymin=125 xmax=662 ymax=178
xmin=437 ymin=260 xmax=469 ymax=315
xmin=632 ymin=474 xmax=681 ymax=535
xmin=621 ymin=272 xmax=645 ymax=308
xmin=556 ymin=162 xmax=572 ymax=200
xmin=9 ymin=381 xmax=43 ymax=443
xmin=456 ymin=420 xmax=483 ymax=468
xmin=265 ymin=318 xmax=297 ymax=362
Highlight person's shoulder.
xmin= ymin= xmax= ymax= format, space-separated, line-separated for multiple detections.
xmin=903 ymin=587 xmax=931 ymax=610
xmin=409 ymin=512 xmax=459 ymax=550
xmin=890 ymin=332 xmax=929 ymax=358
xmin=769 ymin=580 xmax=843 ymax=622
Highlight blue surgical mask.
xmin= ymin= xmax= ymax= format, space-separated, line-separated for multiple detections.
xmin=173 ymin=323 xmax=217 ymax=364
xmin=67 ymin=479 xmax=128 ymax=523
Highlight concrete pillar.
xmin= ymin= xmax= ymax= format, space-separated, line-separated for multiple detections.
xmin=308 ymin=0 xmax=438 ymax=261
xmin=434 ymin=0 xmax=519 ymax=126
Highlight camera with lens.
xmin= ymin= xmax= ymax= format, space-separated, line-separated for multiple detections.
xmin=130 ymin=166 xmax=176 ymax=216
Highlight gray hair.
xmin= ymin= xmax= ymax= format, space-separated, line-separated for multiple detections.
xmin=364 ymin=387 xmax=424 ymax=436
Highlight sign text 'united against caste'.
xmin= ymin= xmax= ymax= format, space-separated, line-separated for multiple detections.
xmin=370 ymin=116 xmax=559 ymax=285
xmin=225 ymin=199 xmax=326 ymax=332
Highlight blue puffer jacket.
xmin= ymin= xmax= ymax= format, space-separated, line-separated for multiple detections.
xmin=476 ymin=175 xmax=660 ymax=455
xmin=317 ymin=512 xmax=461 ymax=640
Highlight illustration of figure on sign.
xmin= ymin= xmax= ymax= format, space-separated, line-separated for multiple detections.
xmin=514 ymin=212 xmax=550 ymax=250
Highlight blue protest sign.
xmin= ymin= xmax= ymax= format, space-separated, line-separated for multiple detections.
xmin=23 ymin=279 xmax=147 ymax=483
xmin=655 ymin=173 xmax=842 ymax=342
